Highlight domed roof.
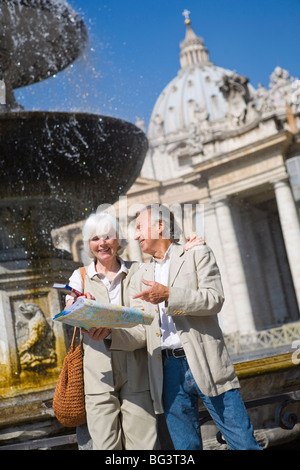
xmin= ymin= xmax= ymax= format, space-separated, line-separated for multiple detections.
xmin=148 ymin=13 xmax=255 ymax=140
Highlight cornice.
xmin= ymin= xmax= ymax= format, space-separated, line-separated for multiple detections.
xmin=191 ymin=130 xmax=293 ymax=175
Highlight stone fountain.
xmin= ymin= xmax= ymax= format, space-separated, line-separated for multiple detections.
xmin=0 ymin=0 xmax=148 ymax=447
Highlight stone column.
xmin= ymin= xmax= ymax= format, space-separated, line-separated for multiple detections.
xmin=204 ymin=203 xmax=237 ymax=334
xmin=214 ymin=197 xmax=256 ymax=333
xmin=253 ymin=208 xmax=289 ymax=325
xmin=273 ymin=178 xmax=300 ymax=308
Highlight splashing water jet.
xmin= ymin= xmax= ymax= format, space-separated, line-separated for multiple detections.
xmin=0 ymin=0 xmax=148 ymax=263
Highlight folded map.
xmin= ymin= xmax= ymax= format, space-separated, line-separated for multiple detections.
xmin=53 ymin=297 xmax=153 ymax=329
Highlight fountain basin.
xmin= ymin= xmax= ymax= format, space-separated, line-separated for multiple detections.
xmin=0 ymin=111 xmax=148 ymax=260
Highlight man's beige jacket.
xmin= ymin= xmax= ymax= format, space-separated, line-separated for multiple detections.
xmin=110 ymin=244 xmax=240 ymax=414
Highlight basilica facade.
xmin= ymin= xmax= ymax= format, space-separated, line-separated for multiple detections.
xmin=53 ymin=15 xmax=300 ymax=349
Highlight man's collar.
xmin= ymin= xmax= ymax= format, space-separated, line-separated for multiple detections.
xmin=153 ymin=242 xmax=174 ymax=264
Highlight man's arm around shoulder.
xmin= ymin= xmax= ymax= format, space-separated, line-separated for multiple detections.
xmin=168 ymin=244 xmax=225 ymax=317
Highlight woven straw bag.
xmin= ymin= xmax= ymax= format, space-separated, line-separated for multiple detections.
xmin=53 ymin=327 xmax=86 ymax=427
xmin=53 ymin=268 xmax=86 ymax=427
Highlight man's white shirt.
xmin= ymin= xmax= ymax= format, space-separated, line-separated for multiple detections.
xmin=154 ymin=243 xmax=182 ymax=350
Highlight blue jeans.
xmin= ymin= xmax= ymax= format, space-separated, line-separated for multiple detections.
xmin=162 ymin=355 xmax=262 ymax=450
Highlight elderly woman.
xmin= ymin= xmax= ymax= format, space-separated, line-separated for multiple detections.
xmin=65 ymin=211 xmax=157 ymax=450
xmin=66 ymin=210 xmax=204 ymax=450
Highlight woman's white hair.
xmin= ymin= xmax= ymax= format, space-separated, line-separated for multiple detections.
xmin=82 ymin=212 xmax=128 ymax=259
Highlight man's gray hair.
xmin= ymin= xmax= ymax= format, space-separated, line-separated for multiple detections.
xmin=138 ymin=204 xmax=182 ymax=241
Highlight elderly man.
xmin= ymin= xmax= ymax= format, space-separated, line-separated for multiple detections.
xmin=109 ymin=204 xmax=261 ymax=450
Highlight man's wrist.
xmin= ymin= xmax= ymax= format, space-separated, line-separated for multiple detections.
xmin=165 ymin=286 xmax=170 ymax=300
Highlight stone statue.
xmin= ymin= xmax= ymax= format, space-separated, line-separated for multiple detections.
xmin=255 ymin=83 xmax=276 ymax=115
xmin=153 ymin=114 xmax=165 ymax=136
xmin=289 ymin=79 xmax=300 ymax=113
xmin=192 ymin=103 xmax=211 ymax=141
xmin=220 ymin=72 xmax=251 ymax=127
xmin=17 ymin=302 xmax=57 ymax=372
xmin=269 ymin=66 xmax=292 ymax=90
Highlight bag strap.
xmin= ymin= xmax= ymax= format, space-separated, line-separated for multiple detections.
xmin=79 ymin=267 xmax=86 ymax=292
xmin=71 ymin=326 xmax=78 ymax=350
xmin=71 ymin=267 xmax=86 ymax=349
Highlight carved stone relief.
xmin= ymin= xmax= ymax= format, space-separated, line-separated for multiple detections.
xmin=15 ymin=301 xmax=57 ymax=372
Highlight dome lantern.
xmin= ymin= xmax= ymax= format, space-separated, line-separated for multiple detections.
xmin=180 ymin=10 xmax=210 ymax=68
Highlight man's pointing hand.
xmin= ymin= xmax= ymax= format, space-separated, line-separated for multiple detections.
xmin=133 ymin=280 xmax=169 ymax=305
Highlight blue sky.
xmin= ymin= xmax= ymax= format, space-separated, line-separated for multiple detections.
xmin=15 ymin=0 xmax=300 ymax=131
